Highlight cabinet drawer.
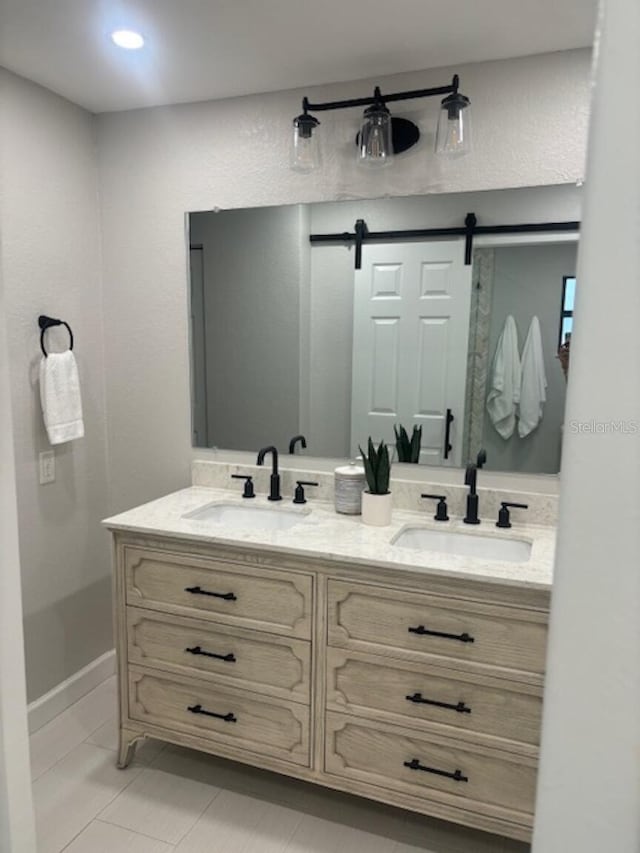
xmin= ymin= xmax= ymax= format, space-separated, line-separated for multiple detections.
xmin=129 ymin=668 xmax=310 ymax=766
xmin=125 ymin=546 xmax=312 ymax=639
xmin=326 ymin=713 xmax=536 ymax=820
xmin=326 ymin=649 xmax=542 ymax=747
xmin=127 ymin=608 xmax=311 ymax=703
xmin=328 ymin=580 xmax=547 ymax=674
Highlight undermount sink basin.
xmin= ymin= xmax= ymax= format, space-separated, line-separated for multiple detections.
xmin=391 ymin=526 xmax=532 ymax=563
xmin=183 ymin=502 xmax=307 ymax=532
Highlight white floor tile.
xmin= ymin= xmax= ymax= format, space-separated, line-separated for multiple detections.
xmin=176 ymin=789 xmax=303 ymax=852
xmin=30 ymin=677 xmax=118 ymax=781
xmin=285 ymin=814 xmax=394 ymax=853
xmin=99 ymin=765 xmax=220 ymax=844
xmin=63 ymin=819 xmax=174 ymax=852
xmin=33 ymin=741 xmax=142 ymax=853
xmin=151 ymin=745 xmax=314 ymax=808
xmin=86 ymin=715 xmax=166 ymax=765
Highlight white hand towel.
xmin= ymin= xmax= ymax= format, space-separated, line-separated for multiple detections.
xmin=39 ymin=351 xmax=85 ymax=445
xmin=487 ymin=315 xmax=521 ymax=440
xmin=519 ymin=316 xmax=548 ymax=438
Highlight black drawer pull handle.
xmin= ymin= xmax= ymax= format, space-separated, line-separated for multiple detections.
xmin=406 ymin=692 xmax=471 ymax=714
xmin=404 ymin=758 xmax=468 ymax=783
xmin=408 ymin=625 xmax=475 ymax=643
xmin=185 ymin=646 xmax=236 ymax=663
xmin=185 ymin=585 xmax=237 ymax=601
xmin=187 ymin=703 xmax=237 ymax=723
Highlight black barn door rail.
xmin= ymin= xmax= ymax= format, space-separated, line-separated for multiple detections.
xmin=309 ymin=212 xmax=580 ymax=268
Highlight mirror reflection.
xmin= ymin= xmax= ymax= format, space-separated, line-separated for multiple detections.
xmin=188 ymin=191 xmax=578 ymax=475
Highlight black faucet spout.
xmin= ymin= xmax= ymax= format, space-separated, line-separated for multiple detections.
xmin=256 ymin=446 xmax=282 ymax=501
xmin=463 ymin=464 xmax=480 ymax=524
xmin=289 ymin=434 xmax=307 ymax=454
xmin=464 ymin=465 xmax=477 ymax=495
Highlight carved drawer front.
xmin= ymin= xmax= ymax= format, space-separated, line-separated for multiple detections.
xmin=325 ymin=713 xmax=536 ymax=822
xmin=326 ymin=649 xmax=542 ymax=747
xmin=328 ymin=580 xmax=547 ymax=675
xmin=129 ymin=667 xmax=310 ymax=766
xmin=127 ymin=608 xmax=311 ymax=703
xmin=124 ymin=546 xmax=312 ymax=639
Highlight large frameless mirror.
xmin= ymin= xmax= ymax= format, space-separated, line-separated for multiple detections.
xmin=187 ymin=187 xmax=579 ymax=475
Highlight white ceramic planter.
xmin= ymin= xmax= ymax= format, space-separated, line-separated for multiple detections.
xmin=361 ymin=490 xmax=393 ymax=527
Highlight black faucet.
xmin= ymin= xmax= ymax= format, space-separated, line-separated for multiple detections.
xmin=289 ymin=434 xmax=307 ymax=454
xmin=463 ymin=464 xmax=480 ymax=524
xmin=256 ymin=446 xmax=282 ymax=501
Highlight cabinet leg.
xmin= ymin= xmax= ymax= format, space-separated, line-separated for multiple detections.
xmin=118 ymin=728 xmax=142 ymax=769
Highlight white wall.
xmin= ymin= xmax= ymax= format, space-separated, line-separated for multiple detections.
xmin=0 ymin=69 xmax=111 ymax=702
xmin=0 ymin=265 xmax=36 ymax=852
xmin=532 ymin=1 xmax=640 ymax=849
xmin=97 ymin=49 xmax=591 ymax=513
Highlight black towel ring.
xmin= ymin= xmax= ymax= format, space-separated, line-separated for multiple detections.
xmin=38 ymin=315 xmax=74 ymax=358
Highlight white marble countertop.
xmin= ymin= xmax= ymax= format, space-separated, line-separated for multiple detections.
xmin=103 ymin=487 xmax=555 ymax=590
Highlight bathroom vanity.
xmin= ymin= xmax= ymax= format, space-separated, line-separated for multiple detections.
xmin=105 ymin=483 xmax=553 ymax=843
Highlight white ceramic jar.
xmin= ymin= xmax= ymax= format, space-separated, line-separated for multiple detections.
xmin=334 ymin=463 xmax=366 ymax=514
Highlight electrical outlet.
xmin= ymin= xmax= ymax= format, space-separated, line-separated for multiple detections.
xmin=39 ymin=450 xmax=55 ymax=484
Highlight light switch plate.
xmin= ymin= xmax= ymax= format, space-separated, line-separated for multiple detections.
xmin=39 ymin=450 xmax=55 ymax=484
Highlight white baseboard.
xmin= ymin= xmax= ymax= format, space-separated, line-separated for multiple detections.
xmin=27 ymin=649 xmax=116 ymax=734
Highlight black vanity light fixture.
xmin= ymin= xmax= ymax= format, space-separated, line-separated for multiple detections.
xmin=290 ymin=74 xmax=472 ymax=172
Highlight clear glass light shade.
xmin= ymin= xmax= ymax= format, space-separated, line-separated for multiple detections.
xmin=290 ymin=114 xmax=321 ymax=173
xmin=435 ymin=94 xmax=472 ymax=157
xmin=358 ymin=105 xmax=393 ymax=166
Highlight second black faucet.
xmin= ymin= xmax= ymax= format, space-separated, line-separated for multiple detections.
xmin=256 ymin=445 xmax=282 ymax=501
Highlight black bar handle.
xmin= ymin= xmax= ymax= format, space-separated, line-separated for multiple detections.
xmin=187 ymin=704 xmax=237 ymax=723
xmin=443 ymin=408 xmax=454 ymax=460
xmin=404 ymin=758 xmax=468 ymax=783
xmin=464 ymin=212 xmax=477 ymax=266
xmin=184 ymin=586 xmax=237 ymax=601
xmin=185 ymin=646 xmax=236 ymax=663
xmin=406 ymin=692 xmax=471 ymax=714
xmin=408 ymin=625 xmax=475 ymax=644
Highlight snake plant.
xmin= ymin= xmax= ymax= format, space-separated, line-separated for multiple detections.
xmin=394 ymin=424 xmax=422 ymax=464
xmin=359 ymin=437 xmax=391 ymax=495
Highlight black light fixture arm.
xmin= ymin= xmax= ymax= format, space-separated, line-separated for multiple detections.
xmin=302 ymin=75 xmax=459 ymax=114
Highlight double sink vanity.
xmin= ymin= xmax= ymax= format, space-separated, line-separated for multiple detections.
xmin=104 ymin=460 xmax=555 ymax=843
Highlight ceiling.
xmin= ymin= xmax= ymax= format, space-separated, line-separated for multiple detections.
xmin=0 ymin=0 xmax=597 ymax=114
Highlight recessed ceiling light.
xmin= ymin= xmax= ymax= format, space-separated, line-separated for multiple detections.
xmin=111 ymin=29 xmax=145 ymax=50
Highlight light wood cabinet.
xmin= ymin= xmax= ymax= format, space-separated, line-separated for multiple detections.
xmin=111 ymin=532 xmax=549 ymax=843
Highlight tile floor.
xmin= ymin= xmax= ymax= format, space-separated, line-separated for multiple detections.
xmin=30 ymin=677 xmax=530 ymax=853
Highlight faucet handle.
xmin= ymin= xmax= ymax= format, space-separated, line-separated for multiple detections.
xmin=421 ymin=494 xmax=449 ymax=522
xmin=231 ymin=474 xmax=255 ymax=499
xmin=293 ymin=480 xmax=318 ymax=505
xmin=496 ymin=501 xmax=529 ymax=529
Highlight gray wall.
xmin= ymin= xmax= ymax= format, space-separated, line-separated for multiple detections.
xmin=482 ymin=243 xmax=577 ymax=473
xmin=0 ymin=249 xmax=36 ymax=850
xmin=190 ymin=205 xmax=307 ymax=452
xmin=0 ymin=69 xmax=111 ymax=702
